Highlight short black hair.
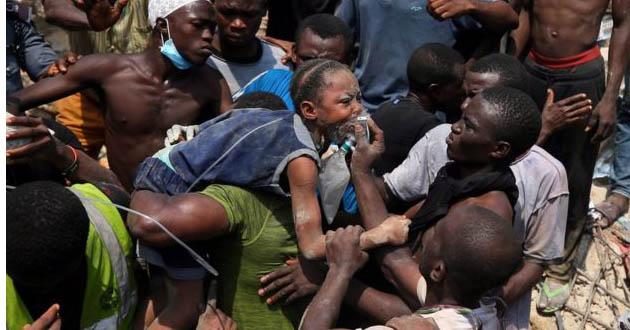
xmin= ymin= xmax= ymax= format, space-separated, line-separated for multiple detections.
xmin=295 ymin=14 xmax=353 ymax=59
xmin=7 ymin=181 xmax=90 ymax=281
xmin=234 ymin=91 xmax=287 ymax=110
xmin=215 ymin=0 xmax=267 ymax=7
xmin=407 ymin=43 xmax=465 ymax=93
xmin=442 ymin=205 xmax=522 ymax=298
xmin=481 ymin=86 xmax=542 ymax=161
xmin=469 ymin=54 xmax=529 ymax=93
xmin=290 ymin=59 xmax=352 ymax=116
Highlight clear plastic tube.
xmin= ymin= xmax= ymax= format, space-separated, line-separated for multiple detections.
xmin=5 ymin=185 xmax=218 ymax=276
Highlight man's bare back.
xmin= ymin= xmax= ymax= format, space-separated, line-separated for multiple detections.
xmin=525 ymin=0 xmax=610 ymax=58
xmin=12 ymin=52 xmax=231 ymax=190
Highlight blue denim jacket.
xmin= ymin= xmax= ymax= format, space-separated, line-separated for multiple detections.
xmin=6 ymin=15 xmax=57 ymax=95
xmin=134 ymin=108 xmax=320 ymax=196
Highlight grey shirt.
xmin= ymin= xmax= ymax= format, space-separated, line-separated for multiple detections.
xmin=383 ymin=124 xmax=569 ymax=330
xmin=207 ymin=39 xmax=290 ymax=95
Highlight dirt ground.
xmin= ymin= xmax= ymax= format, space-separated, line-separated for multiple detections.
xmin=529 ymin=184 xmax=630 ymax=330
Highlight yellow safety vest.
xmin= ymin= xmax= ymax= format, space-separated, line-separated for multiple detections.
xmin=6 ymin=183 xmax=137 ymax=330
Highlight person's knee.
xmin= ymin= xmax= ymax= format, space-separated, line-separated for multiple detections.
xmin=156 ymin=276 xmax=205 ymax=328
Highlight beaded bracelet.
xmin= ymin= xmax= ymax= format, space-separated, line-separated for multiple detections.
xmin=61 ymin=145 xmax=79 ymax=177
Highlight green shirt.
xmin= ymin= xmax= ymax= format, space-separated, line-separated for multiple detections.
xmin=69 ymin=0 xmax=150 ymax=55
xmin=199 ymin=185 xmax=307 ymax=330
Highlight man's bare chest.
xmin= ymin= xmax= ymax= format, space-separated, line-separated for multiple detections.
xmin=101 ymin=77 xmax=210 ymax=134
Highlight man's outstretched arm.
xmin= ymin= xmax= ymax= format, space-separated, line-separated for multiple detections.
xmin=426 ymin=0 xmax=519 ymax=32
xmin=11 ymin=54 xmax=114 ymax=111
xmin=41 ymin=0 xmax=129 ymax=31
xmin=351 ymin=120 xmax=424 ymax=306
xmin=41 ymin=0 xmax=91 ymax=30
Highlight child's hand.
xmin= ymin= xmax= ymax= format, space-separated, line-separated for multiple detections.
xmin=380 ymin=215 xmax=411 ymax=246
xmin=359 ymin=215 xmax=410 ymax=249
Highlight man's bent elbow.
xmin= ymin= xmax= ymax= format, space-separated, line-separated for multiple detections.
xmin=128 ymin=213 xmax=171 ymax=246
xmin=299 ymin=238 xmax=326 ymax=261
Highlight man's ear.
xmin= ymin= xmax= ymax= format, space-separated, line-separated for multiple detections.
xmin=427 ymin=83 xmax=441 ymax=100
xmin=491 ymin=141 xmax=511 ymax=161
xmin=156 ymin=18 xmax=169 ymax=38
xmin=430 ymin=260 xmax=446 ymax=283
xmin=299 ymin=101 xmax=317 ymax=121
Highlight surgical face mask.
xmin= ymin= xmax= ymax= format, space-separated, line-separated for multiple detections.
xmin=160 ymin=19 xmax=194 ymax=70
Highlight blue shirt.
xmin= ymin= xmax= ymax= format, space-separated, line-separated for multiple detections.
xmin=336 ymin=0 xmax=496 ymax=112
xmin=6 ymin=16 xmax=57 ymax=95
xmin=235 ymin=69 xmax=296 ymax=111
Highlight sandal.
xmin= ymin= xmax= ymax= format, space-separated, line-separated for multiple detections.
xmin=536 ymin=278 xmax=572 ymax=314
xmin=587 ymin=201 xmax=625 ymax=229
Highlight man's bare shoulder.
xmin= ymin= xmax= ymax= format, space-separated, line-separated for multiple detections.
xmin=74 ymin=53 xmax=146 ymax=75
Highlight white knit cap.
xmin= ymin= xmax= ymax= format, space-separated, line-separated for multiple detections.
xmin=148 ymin=0 xmax=210 ymax=27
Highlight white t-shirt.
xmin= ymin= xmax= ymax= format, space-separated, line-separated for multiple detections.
xmin=383 ymin=124 xmax=570 ymax=330
xmin=206 ymin=39 xmax=290 ymax=95
xmin=363 ymin=302 xmax=498 ymax=330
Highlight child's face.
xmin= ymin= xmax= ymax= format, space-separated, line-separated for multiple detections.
xmin=313 ymin=70 xmax=364 ymax=141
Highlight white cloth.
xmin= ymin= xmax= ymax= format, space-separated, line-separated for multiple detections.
xmin=384 ymin=124 xmax=570 ymax=329
xmin=148 ymin=0 xmax=209 ymax=27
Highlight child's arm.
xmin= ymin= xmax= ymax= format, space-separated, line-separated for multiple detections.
xmin=287 ymin=157 xmax=411 ymax=260
xmin=287 ymin=157 xmax=326 ymax=260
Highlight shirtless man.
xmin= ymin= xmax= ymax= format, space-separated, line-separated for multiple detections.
xmin=10 ymin=0 xmax=232 ymax=191
xmin=512 ymin=0 xmax=630 ymax=312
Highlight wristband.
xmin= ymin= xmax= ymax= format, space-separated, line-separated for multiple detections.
xmin=61 ymin=145 xmax=79 ymax=177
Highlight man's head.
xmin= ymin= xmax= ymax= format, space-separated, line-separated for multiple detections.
xmin=291 ymin=14 xmax=353 ymax=67
xmin=214 ymin=0 xmax=267 ymax=48
xmin=290 ymin=59 xmax=363 ymax=143
xmin=407 ymin=43 xmax=466 ymax=115
xmin=7 ymin=181 xmax=90 ymax=290
xmin=447 ymin=86 xmax=541 ymax=167
xmin=463 ymin=54 xmax=529 ymax=108
xmin=150 ymin=0 xmax=216 ymax=64
xmin=233 ymin=91 xmax=287 ymax=110
xmin=417 ymin=205 xmax=522 ymax=301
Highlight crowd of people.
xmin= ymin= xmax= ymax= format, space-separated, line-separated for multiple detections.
xmin=5 ymin=0 xmax=630 ymax=329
